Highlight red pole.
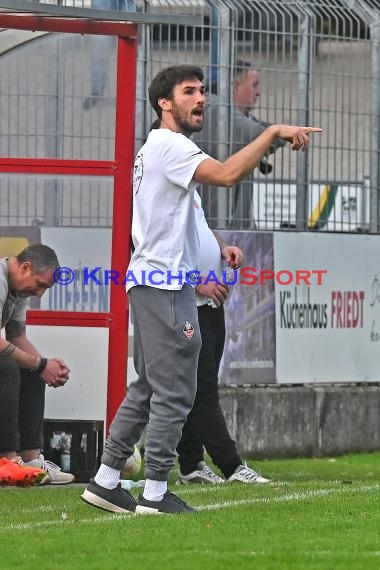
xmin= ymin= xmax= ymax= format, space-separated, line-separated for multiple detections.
xmin=107 ymin=32 xmax=137 ymax=431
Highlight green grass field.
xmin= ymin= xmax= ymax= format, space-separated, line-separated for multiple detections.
xmin=2 ymin=453 xmax=380 ymax=570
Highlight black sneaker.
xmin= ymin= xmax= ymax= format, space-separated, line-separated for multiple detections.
xmin=81 ymin=479 xmax=136 ymax=514
xmin=135 ymin=490 xmax=196 ymax=515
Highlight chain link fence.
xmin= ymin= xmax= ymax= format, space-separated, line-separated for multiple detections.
xmin=0 ymin=0 xmax=379 ymax=231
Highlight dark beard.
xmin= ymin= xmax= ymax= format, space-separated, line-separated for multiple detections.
xmin=172 ymin=107 xmax=203 ymax=135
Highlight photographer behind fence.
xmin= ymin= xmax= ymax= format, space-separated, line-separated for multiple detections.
xmin=193 ymin=61 xmax=286 ymax=228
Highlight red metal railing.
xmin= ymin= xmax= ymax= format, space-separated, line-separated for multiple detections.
xmin=0 ymin=13 xmax=137 ymax=432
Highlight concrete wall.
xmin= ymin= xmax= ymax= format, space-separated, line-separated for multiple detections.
xmin=220 ymin=384 xmax=380 ymax=458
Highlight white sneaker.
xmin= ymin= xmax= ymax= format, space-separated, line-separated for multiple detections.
xmin=228 ymin=463 xmax=271 ymax=484
xmin=178 ymin=461 xmax=224 ymax=485
xmin=25 ymin=454 xmax=75 ymax=485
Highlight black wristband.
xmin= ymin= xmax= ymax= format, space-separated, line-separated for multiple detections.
xmin=36 ymin=357 xmax=48 ymax=374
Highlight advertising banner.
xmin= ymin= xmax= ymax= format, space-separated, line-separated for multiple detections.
xmin=33 ymin=228 xmax=111 ymax=419
xmin=252 ymin=182 xmax=366 ymax=231
xmin=40 ymin=228 xmax=112 ymax=312
xmin=6 ymin=226 xmax=377 ymax=387
xmin=218 ymin=231 xmax=276 ymax=384
xmin=274 ymin=232 xmax=379 ymax=382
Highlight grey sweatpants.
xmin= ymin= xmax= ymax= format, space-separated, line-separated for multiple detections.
xmin=102 ymin=284 xmax=201 ymax=481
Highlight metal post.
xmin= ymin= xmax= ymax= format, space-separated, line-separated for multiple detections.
xmin=296 ymin=11 xmax=313 ymax=230
xmin=44 ymin=36 xmax=64 ymax=226
xmin=340 ymin=0 xmax=380 ymax=233
xmin=206 ymin=1 xmax=219 ymax=90
xmin=215 ymin=0 xmax=232 ymax=227
xmin=369 ymin=17 xmax=380 ymax=232
xmin=107 ymin=32 xmax=137 ymax=431
xmin=135 ymin=22 xmax=147 ymax=152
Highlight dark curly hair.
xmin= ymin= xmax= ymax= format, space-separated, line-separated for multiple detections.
xmin=149 ymin=65 xmax=204 ymax=119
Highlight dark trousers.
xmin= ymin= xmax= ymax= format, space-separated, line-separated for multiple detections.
xmin=177 ymin=304 xmax=241 ymax=479
xmin=0 ymin=358 xmax=45 ymax=453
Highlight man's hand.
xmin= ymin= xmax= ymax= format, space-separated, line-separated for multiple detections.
xmin=41 ymin=358 xmax=70 ymax=388
xmin=52 ymin=357 xmax=70 ymax=376
xmin=196 ymin=281 xmax=229 ymax=308
xmin=269 ymin=125 xmax=322 ymax=151
xmin=221 ymin=245 xmax=243 ymax=269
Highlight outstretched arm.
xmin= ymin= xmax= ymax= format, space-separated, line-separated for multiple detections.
xmin=194 ymin=125 xmax=322 ymax=187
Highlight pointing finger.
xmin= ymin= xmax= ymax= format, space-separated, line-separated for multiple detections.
xmin=302 ymin=127 xmax=322 ymax=133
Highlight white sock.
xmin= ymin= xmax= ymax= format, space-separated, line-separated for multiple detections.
xmin=94 ymin=464 xmax=121 ymax=490
xmin=143 ymin=479 xmax=167 ymax=502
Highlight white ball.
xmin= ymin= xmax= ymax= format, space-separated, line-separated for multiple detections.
xmin=121 ymin=445 xmax=142 ymax=478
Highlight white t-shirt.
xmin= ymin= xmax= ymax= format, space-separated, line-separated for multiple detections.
xmin=127 ymin=129 xmax=210 ymax=291
xmin=193 ymin=191 xmax=223 ymax=307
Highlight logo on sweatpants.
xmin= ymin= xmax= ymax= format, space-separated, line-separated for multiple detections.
xmin=183 ymin=321 xmax=195 ymax=340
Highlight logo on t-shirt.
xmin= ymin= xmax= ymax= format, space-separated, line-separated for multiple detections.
xmin=133 ymin=153 xmax=144 ymax=195
xmin=182 ymin=321 xmax=195 ymax=340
